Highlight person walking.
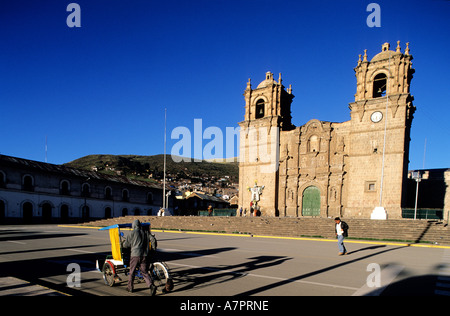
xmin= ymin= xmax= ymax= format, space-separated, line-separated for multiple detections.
xmin=122 ymin=219 xmax=156 ymax=295
xmin=334 ymin=217 xmax=349 ymax=256
xmin=207 ymin=205 xmax=213 ymax=216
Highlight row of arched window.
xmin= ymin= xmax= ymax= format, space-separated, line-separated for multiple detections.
xmin=0 ymin=199 xmax=153 ymax=223
xmin=76 ymin=181 xmax=154 ymax=204
xmin=0 ymin=171 xmax=154 ymax=204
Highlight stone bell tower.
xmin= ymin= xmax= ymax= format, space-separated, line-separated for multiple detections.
xmin=242 ymin=71 xmax=294 ymax=131
xmin=347 ymin=41 xmax=416 ymax=219
xmin=238 ymin=71 xmax=294 ymax=216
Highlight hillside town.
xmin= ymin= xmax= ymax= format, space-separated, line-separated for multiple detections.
xmin=0 ymin=153 xmax=240 ymax=223
xmin=75 ymin=154 xmax=240 ymax=215
xmin=161 ymin=172 xmax=239 ymax=215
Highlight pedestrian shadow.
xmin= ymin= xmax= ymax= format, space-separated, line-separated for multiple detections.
xmin=0 ymin=231 xmax=87 ymax=243
xmin=347 ymin=245 xmax=386 ymax=255
xmin=166 ymin=255 xmax=292 ymax=294
xmin=157 ymin=247 xmax=237 ymax=262
xmin=235 ymin=245 xmax=407 ymax=296
xmin=366 ymin=274 xmax=441 ymax=296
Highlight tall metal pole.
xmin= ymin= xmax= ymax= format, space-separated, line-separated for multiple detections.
xmin=422 ymin=138 xmax=427 ymax=169
xmin=163 ymin=108 xmax=167 ymax=210
xmin=45 ymin=135 xmax=48 ymax=163
xmin=412 ymin=171 xmax=422 ymax=220
xmin=414 ymin=179 xmax=419 ymax=220
xmin=379 ymin=52 xmax=390 ymax=207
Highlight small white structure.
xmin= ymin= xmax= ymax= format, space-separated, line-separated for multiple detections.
xmin=371 ymin=206 xmax=387 ymax=220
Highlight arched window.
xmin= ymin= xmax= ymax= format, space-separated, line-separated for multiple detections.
xmin=60 ymin=180 xmax=70 ymax=195
xmin=255 ymin=99 xmax=265 ymax=119
xmin=81 ymin=183 xmax=90 ymax=197
xmin=105 ymin=187 xmax=113 ymax=200
xmin=147 ymin=192 xmax=153 ymax=204
xmin=373 ymin=73 xmax=387 ymax=98
xmin=0 ymin=171 xmax=5 ymax=188
xmin=22 ymin=175 xmax=34 ymax=191
xmin=308 ymin=135 xmax=320 ymax=152
xmin=122 ymin=189 xmax=129 ymax=202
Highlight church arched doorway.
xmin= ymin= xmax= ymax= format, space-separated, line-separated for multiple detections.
xmin=302 ymin=186 xmax=321 ymax=216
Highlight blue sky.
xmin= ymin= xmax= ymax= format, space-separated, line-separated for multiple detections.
xmin=1 ymin=0 xmax=449 ymax=170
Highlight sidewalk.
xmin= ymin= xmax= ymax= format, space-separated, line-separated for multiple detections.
xmin=0 ymin=276 xmax=69 ymax=296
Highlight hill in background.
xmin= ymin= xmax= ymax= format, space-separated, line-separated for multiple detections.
xmin=64 ymin=154 xmax=239 ymax=184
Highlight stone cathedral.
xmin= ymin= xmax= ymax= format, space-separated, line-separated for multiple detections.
xmin=238 ymin=42 xmax=415 ymax=219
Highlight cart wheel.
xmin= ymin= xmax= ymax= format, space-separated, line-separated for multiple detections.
xmin=103 ymin=262 xmax=115 ymax=287
xmin=150 ymin=262 xmax=172 ymax=293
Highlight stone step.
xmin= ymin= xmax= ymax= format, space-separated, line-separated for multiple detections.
xmin=81 ymin=216 xmax=450 ymax=245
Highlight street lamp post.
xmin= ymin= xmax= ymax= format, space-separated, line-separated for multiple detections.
xmin=412 ymin=171 xmax=422 ymax=220
xmin=166 ymin=191 xmax=171 ymax=214
xmin=371 ymin=51 xmax=390 ymax=220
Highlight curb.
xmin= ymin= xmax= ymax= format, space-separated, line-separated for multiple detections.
xmin=58 ymin=225 xmax=450 ymax=249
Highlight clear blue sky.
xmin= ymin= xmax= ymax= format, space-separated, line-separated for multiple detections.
xmin=1 ymin=0 xmax=449 ymax=170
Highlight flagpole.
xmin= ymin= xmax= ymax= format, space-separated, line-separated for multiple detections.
xmin=45 ymin=135 xmax=48 ymax=163
xmin=379 ymin=52 xmax=390 ymax=207
xmin=371 ymin=50 xmax=390 ymax=220
xmin=163 ymin=108 xmax=167 ymax=210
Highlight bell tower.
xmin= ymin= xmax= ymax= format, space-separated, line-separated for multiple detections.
xmin=347 ymin=41 xmax=416 ymax=218
xmin=353 ymin=41 xmax=414 ymax=101
xmin=242 ymin=71 xmax=294 ymax=130
xmin=238 ymin=71 xmax=294 ymax=216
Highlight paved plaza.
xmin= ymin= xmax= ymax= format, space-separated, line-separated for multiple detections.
xmin=0 ymin=224 xmax=449 ymax=297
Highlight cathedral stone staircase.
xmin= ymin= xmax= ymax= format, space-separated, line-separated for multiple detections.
xmin=80 ymin=216 xmax=450 ymax=245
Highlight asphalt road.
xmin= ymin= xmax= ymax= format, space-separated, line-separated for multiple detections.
xmin=0 ymin=224 xmax=449 ymax=297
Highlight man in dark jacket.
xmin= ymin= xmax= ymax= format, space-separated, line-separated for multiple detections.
xmin=122 ymin=219 xmax=156 ymax=295
xmin=334 ymin=217 xmax=349 ymax=255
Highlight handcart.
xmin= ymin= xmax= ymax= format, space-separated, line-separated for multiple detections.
xmin=96 ymin=222 xmax=173 ymax=294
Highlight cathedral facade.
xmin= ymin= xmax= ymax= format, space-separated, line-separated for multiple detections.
xmin=238 ymin=42 xmax=416 ymax=219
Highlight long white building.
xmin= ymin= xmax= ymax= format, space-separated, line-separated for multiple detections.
xmin=0 ymin=154 xmax=167 ymax=223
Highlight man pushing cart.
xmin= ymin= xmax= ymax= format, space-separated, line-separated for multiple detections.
xmin=96 ymin=219 xmax=173 ymax=295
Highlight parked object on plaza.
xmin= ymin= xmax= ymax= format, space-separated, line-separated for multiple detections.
xmin=96 ymin=222 xmax=173 ymax=294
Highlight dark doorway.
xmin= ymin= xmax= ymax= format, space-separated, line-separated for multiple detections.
xmin=23 ymin=202 xmax=33 ymax=223
xmin=42 ymin=203 xmax=52 ymax=223
xmin=105 ymin=207 xmax=112 ymax=219
xmin=0 ymin=200 xmax=5 ymax=223
xmin=61 ymin=204 xmax=69 ymax=222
